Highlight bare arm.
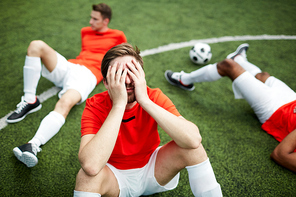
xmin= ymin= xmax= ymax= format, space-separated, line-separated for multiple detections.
xmin=141 ymin=100 xmax=201 ymax=149
xmin=126 ymin=60 xmax=201 ymax=149
xmin=78 ymin=63 xmax=128 ymax=176
xmin=270 ymin=129 xmax=296 ymax=173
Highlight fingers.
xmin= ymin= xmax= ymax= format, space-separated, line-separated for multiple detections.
xmin=120 ymin=67 xmax=128 ymax=83
xmin=126 ymin=59 xmax=144 ymax=79
xmin=107 ymin=61 xmax=117 ymax=84
xmin=107 ymin=62 xmax=127 ymax=84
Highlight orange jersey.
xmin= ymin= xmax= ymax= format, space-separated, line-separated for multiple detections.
xmin=80 ymin=87 xmax=181 ymax=170
xmin=68 ymin=27 xmax=127 ymax=84
xmin=262 ymin=100 xmax=296 ymax=144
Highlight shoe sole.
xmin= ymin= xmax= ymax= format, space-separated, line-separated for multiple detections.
xmin=13 ymin=147 xmax=38 ymax=167
xmin=164 ymin=70 xmax=195 ymax=91
xmin=7 ymin=104 xmax=42 ymax=123
xmin=226 ymin=43 xmax=249 ymax=59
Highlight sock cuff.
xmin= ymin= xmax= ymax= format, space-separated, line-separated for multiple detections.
xmin=24 ymin=55 xmax=41 ymax=65
xmin=186 ymin=157 xmax=210 ymax=170
xmin=74 ymin=190 xmax=101 ymax=197
xmin=50 ymin=111 xmax=66 ymax=125
xmin=208 ymin=63 xmax=222 ymax=81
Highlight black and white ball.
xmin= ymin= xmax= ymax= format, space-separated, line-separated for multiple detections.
xmin=189 ymin=43 xmax=212 ymax=65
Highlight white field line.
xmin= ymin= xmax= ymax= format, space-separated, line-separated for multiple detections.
xmin=1 ymin=34 xmax=296 ymax=130
xmin=140 ymin=34 xmax=296 ymax=57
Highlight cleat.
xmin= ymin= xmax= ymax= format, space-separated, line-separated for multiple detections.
xmin=7 ymin=96 xmax=42 ymax=123
xmin=165 ymin=70 xmax=195 ymax=91
xmin=226 ymin=43 xmax=249 ymax=60
xmin=13 ymin=143 xmax=41 ymax=167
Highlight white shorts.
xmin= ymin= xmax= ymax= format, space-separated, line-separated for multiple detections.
xmin=232 ymin=71 xmax=296 ymax=123
xmin=106 ymin=147 xmax=180 ymax=197
xmin=41 ymin=52 xmax=97 ymax=104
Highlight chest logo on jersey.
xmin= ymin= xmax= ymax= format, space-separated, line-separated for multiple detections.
xmin=122 ymin=116 xmax=135 ymax=123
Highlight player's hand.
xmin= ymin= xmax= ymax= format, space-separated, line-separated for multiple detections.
xmin=126 ymin=59 xmax=149 ymax=105
xmin=106 ymin=62 xmax=128 ymax=107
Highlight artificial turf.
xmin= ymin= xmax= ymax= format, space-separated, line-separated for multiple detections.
xmin=0 ymin=0 xmax=295 ymax=196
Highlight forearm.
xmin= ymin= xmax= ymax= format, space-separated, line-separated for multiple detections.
xmin=140 ymin=99 xmax=201 ymax=149
xmin=78 ymin=105 xmax=125 ymax=175
xmin=270 ymin=129 xmax=296 ymax=173
xmin=271 ymin=151 xmax=296 ymax=173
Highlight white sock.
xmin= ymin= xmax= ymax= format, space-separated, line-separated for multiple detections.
xmin=30 ymin=111 xmax=65 ymax=146
xmin=74 ymin=190 xmax=101 ymax=197
xmin=186 ymin=158 xmax=222 ymax=197
xmin=181 ymin=63 xmax=222 ymax=85
xmin=28 ymin=138 xmax=42 ymax=148
xmin=23 ymin=56 xmax=42 ymax=103
xmin=234 ymin=55 xmax=261 ymax=76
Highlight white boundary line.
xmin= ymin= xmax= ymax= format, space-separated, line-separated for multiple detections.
xmin=140 ymin=34 xmax=296 ymax=57
xmin=1 ymin=34 xmax=296 ymax=130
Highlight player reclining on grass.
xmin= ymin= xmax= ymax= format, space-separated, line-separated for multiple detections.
xmin=73 ymin=43 xmax=223 ymax=197
xmin=7 ymin=3 xmax=127 ymax=167
xmin=165 ymin=43 xmax=296 ymax=173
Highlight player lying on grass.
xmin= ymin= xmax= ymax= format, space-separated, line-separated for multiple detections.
xmin=8 ymin=3 xmax=127 ymax=167
xmin=73 ymin=43 xmax=223 ymax=197
xmin=165 ymin=43 xmax=296 ymax=173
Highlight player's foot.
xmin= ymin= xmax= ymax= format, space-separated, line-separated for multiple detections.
xmin=226 ymin=43 xmax=249 ymax=60
xmin=13 ymin=143 xmax=41 ymax=167
xmin=7 ymin=96 xmax=42 ymax=123
xmin=165 ymin=70 xmax=195 ymax=91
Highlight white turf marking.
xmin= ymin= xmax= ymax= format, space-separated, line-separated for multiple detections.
xmin=140 ymin=34 xmax=296 ymax=57
xmin=1 ymin=34 xmax=296 ymax=130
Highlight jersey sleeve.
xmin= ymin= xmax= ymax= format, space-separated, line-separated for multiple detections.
xmin=80 ymin=94 xmax=109 ymax=137
xmin=148 ymin=88 xmax=181 ymax=117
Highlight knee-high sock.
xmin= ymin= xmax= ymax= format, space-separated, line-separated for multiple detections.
xmin=29 ymin=111 xmax=65 ymax=147
xmin=234 ymin=55 xmax=261 ymax=76
xmin=73 ymin=190 xmax=101 ymax=197
xmin=186 ymin=158 xmax=222 ymax=197
xmin=181 ymin=63 xmax=222 ymax=85
xmin=23 ymin=56 xmax=42 ymax=103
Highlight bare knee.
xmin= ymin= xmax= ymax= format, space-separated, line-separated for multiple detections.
xmin=255 ymin=72 xmax=270 ymax=83
xmin=216 ymin=59 xmax=236 ymax=76
xmin=27 ymin=40 xmax=47 ymax=57
xmin=181 ymin=143 xmax=208 ymax=166
xmin=54 ymin=98 xmax=76 ymax=118
xmin=54 ymin=90 xmax=81 ymax=118
xmin=217 ymin=59 xmax=245 ymax=80
xmin=170 ymin=141 xmax=208 ymax=167
xmin=155 ymin=141 xmax=208 ymax=185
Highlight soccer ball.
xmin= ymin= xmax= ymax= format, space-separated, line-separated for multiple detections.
xmin=189 ymin=43 xmax=212 ymax=65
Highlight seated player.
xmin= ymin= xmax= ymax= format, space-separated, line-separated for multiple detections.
xmin=8 ymin=3 xmax=127 ymax=167
xmin=74 ymin=43 xmax=223 ymax=196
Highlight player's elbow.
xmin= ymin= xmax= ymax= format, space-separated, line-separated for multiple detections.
xmin=270 ymin=148 xmax=296 ymax=173
xmin=187 ymin=127 xmax=202 ymax=149
xmin=80 ymin=161 xmax=102 ymax=177
xmin=270 ymin=145 xmax=287 ymax=162
xmin=192 ymin=134 xmax=202 ymax=149
xmin=270 ymin=148 xmax=280 ymax=161
xmin=78 ymin=155 xmax=103 ymax=176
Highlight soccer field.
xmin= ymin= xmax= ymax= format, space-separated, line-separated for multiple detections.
xmin=0 ymin=0 xmax=296 ymax=196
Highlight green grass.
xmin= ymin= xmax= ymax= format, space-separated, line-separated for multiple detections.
xmin=1 ymin=0 xmax=296 ymax=196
